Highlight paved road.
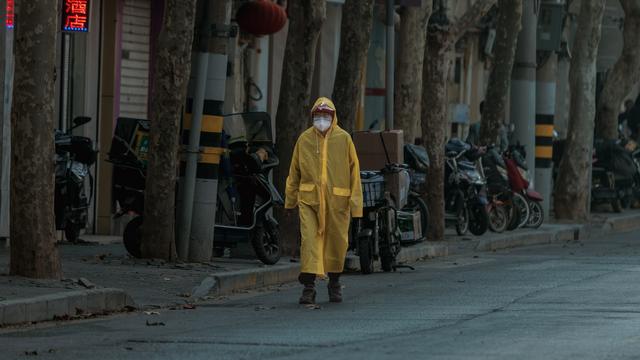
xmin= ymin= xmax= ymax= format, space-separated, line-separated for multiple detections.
xmin=3 ymin=231 xmax=640 ymax=359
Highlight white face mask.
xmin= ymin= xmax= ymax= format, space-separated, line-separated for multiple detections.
xmin=313 ymin=115 xmax=332 ymax=132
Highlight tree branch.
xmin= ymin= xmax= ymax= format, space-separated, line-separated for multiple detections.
xmin=451 ymin=0 xmax=497 ymax=41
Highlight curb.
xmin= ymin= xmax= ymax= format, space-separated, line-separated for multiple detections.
xmin=474 ymin=225 xmax=583 ymax=252
xmin=197 ymin=264 xmax=300 ymax=298
xmin=0 ymin=288 xmax=135 ymax=327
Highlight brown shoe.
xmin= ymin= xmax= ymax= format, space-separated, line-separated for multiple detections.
xmin=299 ymin=285 xmax=316 ymax=304
xmin=328 ymin=282 xmax=342 ymax=303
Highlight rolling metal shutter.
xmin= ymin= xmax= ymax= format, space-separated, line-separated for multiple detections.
xmin=119 ymin=0 xmax=150 ymax=119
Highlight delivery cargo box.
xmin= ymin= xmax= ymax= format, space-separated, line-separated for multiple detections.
xmin=353 ymin=130 xmax=404 ymax=171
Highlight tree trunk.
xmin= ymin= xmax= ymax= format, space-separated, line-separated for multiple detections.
xmin=142 ymin=0 xmax=198 ymax=260
xmin=395 ymin=2 xmax=433 ymax=144
xmin=275 ymin=0 xmax=326 ymax=256
xmin=420 ymin=0 xmax=496 ymax=241
xmin=332 ymin=0 xmax=375 ymax=133
xmin=422 ymin=30 xmax=453 ymax=241
xmin=479 ymin=0 xmax=523 ymax=146
xmin=10 ymin=0 xmax=61 ymax=278
xmin=554 ymin=0 xmax=606 ymax=221
xmin=595 ymin=0 xmax=640 ymax=140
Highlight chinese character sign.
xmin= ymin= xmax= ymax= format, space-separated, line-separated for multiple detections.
xmin=6 ymin=0 xmax=14 ymax=29
xmin=63 ymin=0 xmax=90 ymax=32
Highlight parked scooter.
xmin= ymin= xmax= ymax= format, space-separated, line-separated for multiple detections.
xmin=353 ymin=166 xmax=404 ymax=274
xmin=214 ymin=112 xmax=283 ymax=265
xmin=109 ymin=112 xmax=283 ymax=265
xmin=444 ymin=139 xmax=489 ymax=236
xmin=591 ymin=139 xmax=636 ymax=212
xmin=55 ymin=116 xmax=97 ymax=243
xmin=479 ymin=146 xmax=515 ymax=233
xmin=402 ymin=144 xmax=430 ymax=240
xmin=504 ymin=144 xmax=543 ymax=228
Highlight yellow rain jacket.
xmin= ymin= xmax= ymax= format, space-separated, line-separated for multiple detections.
xmin=285 ymin=97 xmax=363 ymax=275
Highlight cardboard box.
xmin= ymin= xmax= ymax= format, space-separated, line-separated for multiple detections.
xmin=353 ymin=130 xmax=404 ymax=170
xmin=398 ymin=210 xmax=423 ymax=242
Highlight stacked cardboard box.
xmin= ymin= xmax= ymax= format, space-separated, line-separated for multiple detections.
xmin=352 ymin=130 xmax=404 ymax=171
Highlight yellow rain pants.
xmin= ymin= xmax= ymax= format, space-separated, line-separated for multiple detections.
xmin=285 ymin=97 xmax=363 ymax=275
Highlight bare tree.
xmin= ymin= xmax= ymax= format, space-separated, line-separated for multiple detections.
xmin=479 ymin=0 xmax=523 ymax=146
xmin=395 ymin=1 xmax=433 ymax=144
xmin=554 ymin=0 xmax=606 ymax=220
xmin=142 ymin=0 xmax=199 ymax=260
xmin=595 ymin=0 xmax=640 ymax=140
xmin=10 ymin=0 xmax=61 ymax=278
xmin=332 ymin=0 xmax=375 ymax=133
xmin=422 ymin=0 xmax=497 ymax=241
xmin=275 ymin=0 xmax=326 ymax=256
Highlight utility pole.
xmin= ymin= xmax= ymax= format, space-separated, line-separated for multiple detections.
xmin=0 ymin=0 xmax=13 ymax=239
xmin=177 ymin=0 xmax=232 ymax=262
xmin=385 ymin=0 xmax=395 ymax=130
xmin=535 ymin=53 xmax=557 ymax=219
xmin=510 ymin=0 xmax=537 ymax=180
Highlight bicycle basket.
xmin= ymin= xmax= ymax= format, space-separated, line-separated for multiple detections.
xmin=361 ymin=171 xmax=384 ymax=208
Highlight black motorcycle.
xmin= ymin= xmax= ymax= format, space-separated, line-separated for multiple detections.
xmin=444 ymin=139 xmax=489 ymax=236
xmin=55 ymin=116 xmax=97 ymax=242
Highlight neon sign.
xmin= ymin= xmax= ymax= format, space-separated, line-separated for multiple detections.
xmin=6 ymin=0 xmax=14 ymax=29
xmin=63 ymin=0 xmax=90 ymax=32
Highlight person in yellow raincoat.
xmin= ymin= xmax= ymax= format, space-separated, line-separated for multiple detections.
xmin=285 ymin=97 xmax=363 ymax=304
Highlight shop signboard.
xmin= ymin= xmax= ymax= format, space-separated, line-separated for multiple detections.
xmin=6 ymin=0 xmax=14 ymax=29
xmin=63 ymin=0 xmax=90 ymax=33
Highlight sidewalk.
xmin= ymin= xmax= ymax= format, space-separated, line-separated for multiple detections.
xmin=1 ymin=211 xmax=639 ymax=327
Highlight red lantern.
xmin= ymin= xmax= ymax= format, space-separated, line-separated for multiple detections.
xmin=236 ymin=0 xmax=288 ymax=36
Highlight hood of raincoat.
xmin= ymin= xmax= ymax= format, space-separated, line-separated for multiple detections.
xmin=311 ymin=97 xmax=338 ymax=131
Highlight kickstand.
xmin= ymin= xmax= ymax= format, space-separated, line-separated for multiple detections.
xmin=393 ymin=264 xmax=415 ymax=271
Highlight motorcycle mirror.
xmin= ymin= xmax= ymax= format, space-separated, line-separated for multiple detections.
xmin=68 ymin=116 xmax=91 ymax=133
xmin=73 ymin=116 xmax=91 ymax=127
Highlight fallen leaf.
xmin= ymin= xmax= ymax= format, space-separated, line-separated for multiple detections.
xmin=183 ymin=304 xmax=196 ymax=310
xmin=304 ymin=304 xmax=321 ymax=310
xmin=144 ymin=311 xmax=160 ymax=315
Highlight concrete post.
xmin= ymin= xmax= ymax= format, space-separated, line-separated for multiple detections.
xmin=510 ymin=0 xmax=537 ymax=181
xmin=385 ymin=0 xmax=394 ymax=130
xmin=177 ymin=0 xmax=232 ymax=262
xmin=535 ymin=53 xmax=557 ymax=219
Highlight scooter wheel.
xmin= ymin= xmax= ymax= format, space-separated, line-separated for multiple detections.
xmin=251 ymin=222 xmax=281 ymax=265
xmin=488 ymin=205 xmax=508 ymax=233
xmin=123 ymin=216 xmax=143 ymax=259
xmin=612 ymin=199 xmax=623 ymax=213
xmin=64 ymin=224 xmax=81 ymax=243
xmin=380 ymin=252 xmax=395 ymax=272
xmin=527 ymin=201 xmax=544 ymax=228
xmin=358 ymin=235 xmax=374 ymax=275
